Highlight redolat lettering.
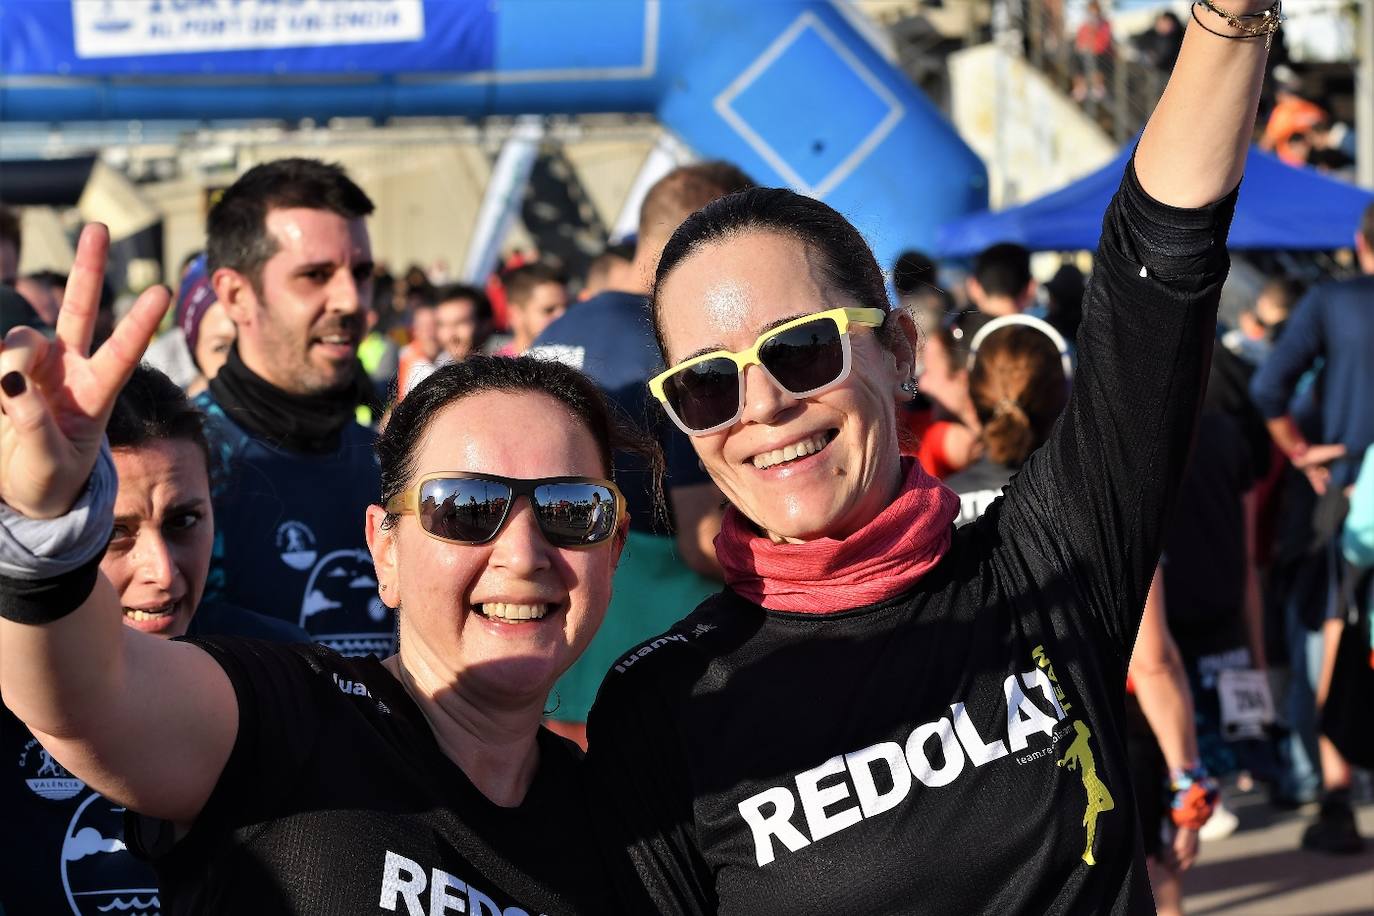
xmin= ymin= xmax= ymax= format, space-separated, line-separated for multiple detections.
xmin=738 ymin=668 xmax=1067 ymax=867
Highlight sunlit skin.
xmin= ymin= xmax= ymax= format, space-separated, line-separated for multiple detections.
xmin=366 ymin=391 xmax=623 ymax=715
xmin=436 ymin=296 xmax=482 ymax=361
xmin=509 ymin=282 xmax=569 ymax=354
xmin=103 ymin=440 xmax=214 ymax=639
xmin=656 ymin=231 xmax=915 ymax=543
xmin=213 ymin=207 xmax=374 ymax=395
xmin=193 ymin=301 xmax=237 ymax=382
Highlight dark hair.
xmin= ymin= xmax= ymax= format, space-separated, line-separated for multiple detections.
xmin=969 ymin=326 xmax=1068 ymax=468
xmin=893 ymin=250 xmax=939 ymax=296
xmin=108 ymin=365 xmax=211 ymax=470
xmin=1361 ymin=201 xmax=1374 ymax=250
xmin=0 ymin=204 xmax=19 ymax=248
xmin=433 ymin=283 xmax=493 ymax=324
xmin=206 ymin=158 xmax=374 ymax=283
xmin=1044 ymin=263 xmax=1085 ymax=343
xmin=377 ymin=355 xmax=662 ymax=526
xmin=25 ymin=269 xmax=67 ymax=290
xmin=973 ymin=243 xmax=1032 ymax=299
xmin=503 ymin=263 xmax=565 ymax=307
xmin=651 ymin=187 xmax=896 ymax=360
xmin=0 ymin=204 xmax=19 ymax=276
xmin=638 ymin=161 xmax=757 ymax=248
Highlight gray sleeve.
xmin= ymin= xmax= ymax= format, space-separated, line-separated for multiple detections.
xmin=0 ymin=441 xmax=117 ymax=578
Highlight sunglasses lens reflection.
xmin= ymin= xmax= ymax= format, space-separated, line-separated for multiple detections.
xmin=664 ymin=356 xmax=739 ymax=432
xmin=663 ymin=316 xmax=847 ymax=433
xmin=760 ymin=318 xmax=844 ymax=394
xmin=534 ymin=483 xmax=619 ymax=546
xmin=416 ymin=478 xmax=618 ymax=546
xmin=419 ymin=478 xmax=511 ymax=543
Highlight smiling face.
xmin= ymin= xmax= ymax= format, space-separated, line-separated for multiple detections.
xmin=366 ymin=391 xmax=621 ymax=707
xmin=104 ymin=440 xmax=214 ymax=639
xmin=657 ymin=231 xmax=911 ymax=542
xmin=219 ymin=207 xmax=374 ymax=395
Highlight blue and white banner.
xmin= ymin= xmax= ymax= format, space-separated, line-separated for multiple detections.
xmin=0 ymin=0 xmax=990 ymax=269
xmin=72 ymin=0 xmax=425 ymax=58
xmin=2 ymin=0 xmax=493 ymax=75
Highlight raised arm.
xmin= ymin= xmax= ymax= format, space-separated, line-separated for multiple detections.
xmin=1135 ymin=1 xmax=1274 ymax=207
xmin=986 ymin=5 xmax=1273 ymax=652
xmin=0 ymin=225 xmax=236 ymax=826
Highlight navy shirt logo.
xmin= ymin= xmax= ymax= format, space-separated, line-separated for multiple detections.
xmin=277 ymin=520 xmax=319 ymax=571
xmin=19 ymin=737 xmax=85 ymax=801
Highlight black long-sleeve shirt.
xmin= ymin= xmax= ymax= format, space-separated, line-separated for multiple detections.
xmin=586 ymin=162 xmax=1237 ymax=915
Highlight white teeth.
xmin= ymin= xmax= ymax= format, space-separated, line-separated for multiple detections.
xmin=124 ymin=604 xmax=174 ymax=621
xmin=320 ymin=336 xmax=351 ymax=345
xmin=751 ymin=432 xmax=831 ymax=470
xmin=479 ymin=602 xmax=549 ymax=622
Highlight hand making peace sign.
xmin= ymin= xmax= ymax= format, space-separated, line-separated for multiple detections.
xmin=0 ymin=224 xmax=170 ymax=520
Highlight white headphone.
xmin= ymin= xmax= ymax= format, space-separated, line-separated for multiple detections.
xmin=967 ymin=314 xmax=1074 ymax=381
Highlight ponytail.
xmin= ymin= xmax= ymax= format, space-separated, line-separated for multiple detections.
xmin=982 ymin=398 xmax=1036 ymax=467
xmin=969 ymin=326 xmax=1068 ymax=469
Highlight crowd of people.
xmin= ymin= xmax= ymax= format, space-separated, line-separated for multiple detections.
xmin=1029 ymin=1 xmax=1360 ymax=180
xmin=0 ymin=2 xmax=1370 ymax=913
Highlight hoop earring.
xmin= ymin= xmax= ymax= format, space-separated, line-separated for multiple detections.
xmin=899 ymin=378 xmax=919 ymax=402
xmin=544 ymin=690 xmax=562 ymax=718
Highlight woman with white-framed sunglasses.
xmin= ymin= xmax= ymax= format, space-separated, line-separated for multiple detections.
xmin=585 ymin=4 xmax=1279 ymax=912
xmin=0 ymin=237 xmax=646 ymax=914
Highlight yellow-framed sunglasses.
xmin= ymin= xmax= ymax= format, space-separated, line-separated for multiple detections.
xmin=649 ymin=306 xmax=887 ymax=436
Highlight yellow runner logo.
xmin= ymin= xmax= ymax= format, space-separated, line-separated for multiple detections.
xmin=1056 ymin=720 xmax=1115 ymax=865
xmin=1033 ymin=645 xmax=1113 ymax=866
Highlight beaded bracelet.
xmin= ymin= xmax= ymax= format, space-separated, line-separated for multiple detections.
xmin=1192 ymin=0 xmax=1283 ymax=49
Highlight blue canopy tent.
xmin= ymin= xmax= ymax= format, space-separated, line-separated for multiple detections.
xmin=934 ymin=144 xmax=1374 ymax=257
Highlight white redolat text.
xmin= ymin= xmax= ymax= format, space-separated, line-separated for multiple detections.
xmin=738 ymin=668 xmax=1068 ymax=866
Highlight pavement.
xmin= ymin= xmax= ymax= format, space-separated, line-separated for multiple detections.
xmin=1182 ymin=792 xmax=1374 ymax=915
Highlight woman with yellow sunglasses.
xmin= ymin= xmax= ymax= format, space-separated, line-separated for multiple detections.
xmin=587 ymin=4 xmax=1279 ymax=913
xmin=0 ymin=229 xmax=646 ymax=916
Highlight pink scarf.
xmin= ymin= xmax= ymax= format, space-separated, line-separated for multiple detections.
xmin=714 ymin=458 xmax=961 ymax=613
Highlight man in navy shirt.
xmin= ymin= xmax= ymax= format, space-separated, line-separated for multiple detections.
xmin=529 ymin=161 xmax=754 ymax=745
xmin=197 ymin=158 xmax=393 ymax=657
xmin=1250 ymin=201 xmax=1374 ymax=854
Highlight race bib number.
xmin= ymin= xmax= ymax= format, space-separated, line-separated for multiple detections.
xmin=1217 ymin=669 xmax=1275 ymax=740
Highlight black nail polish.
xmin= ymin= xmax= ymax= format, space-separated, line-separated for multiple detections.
xmin=0 ymin=372 xmax=25 ymax=398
